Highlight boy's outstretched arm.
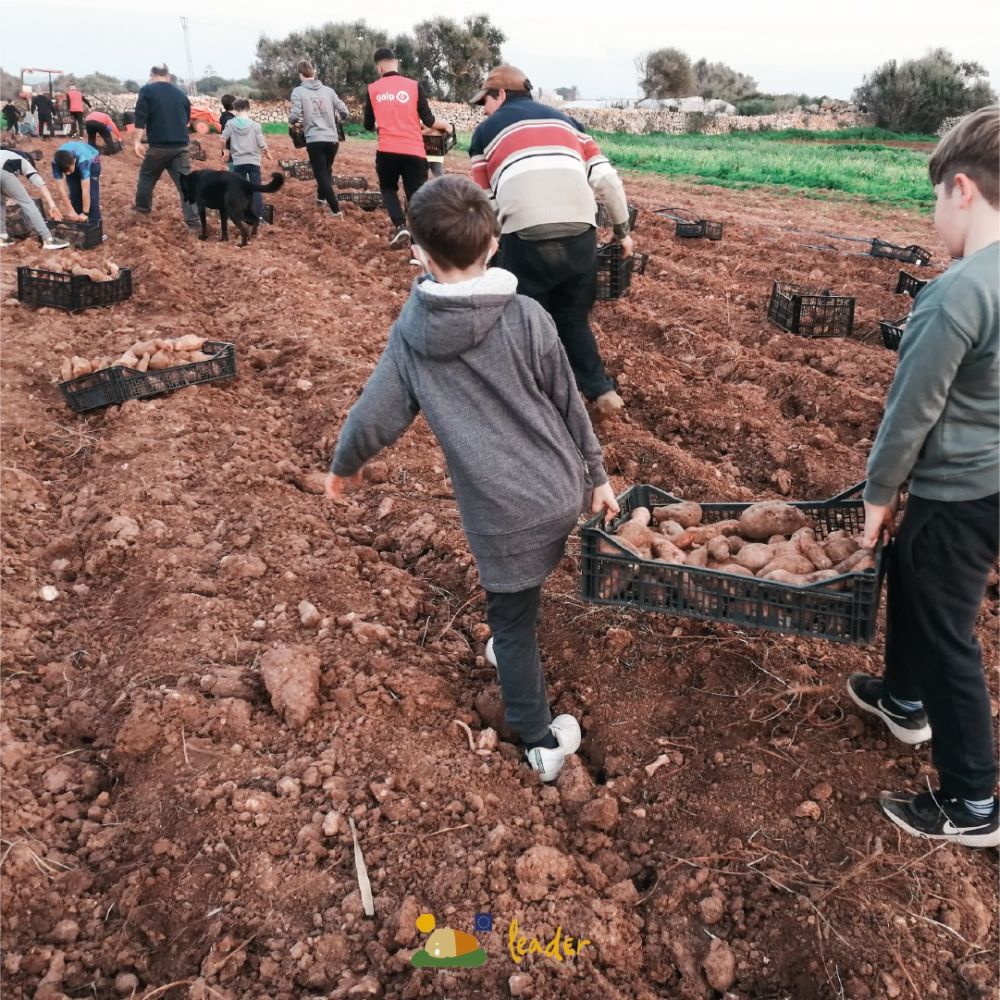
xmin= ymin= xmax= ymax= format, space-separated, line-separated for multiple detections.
xmin=325 ymin=344 xmax=420 ymax=500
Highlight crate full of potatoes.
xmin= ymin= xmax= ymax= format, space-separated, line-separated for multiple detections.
xmin=580 ymin=483 xmax=884 ymax=644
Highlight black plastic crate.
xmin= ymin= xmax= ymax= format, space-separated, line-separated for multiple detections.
xmin=595 ymin=203 xmax=639 ymax=232
xmin=767 ymin=281 xmax=855 ymax=338
xmin=879 ymin=316 xmax=907 ymax=351
xmin=595 ymin=243 xmax=648 ymax=301
xmin=333 ymin=175 xmax=369 ymax=190
xmin=58 ymin=341 xmax=237 ymax=413
xmin=654 ymin=207 xmax=722 ymax=240
xmin=188 ymin=140 xmax=207 ymax=161
xmin=17 ymin=266 xmax=132 ymax=312
xmin=894 ymin=270 xmax=928 ymax=298
xmin=279 ymin=159 xmax=313 ymax=180
xmin=423 ymin=133 xmax=456 ymax=157
xmin=580 ymin=483 xmax=884 ymax=644
xmin=338 ymin=191 xmax=384 ymax=211
xmin=870 ymin=239 xmax=931 ymax=266
xmin=44 ymin=218 xmax=104 ymax=249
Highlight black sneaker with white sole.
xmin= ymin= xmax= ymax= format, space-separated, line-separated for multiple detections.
xmin=388 ymin=225 xmax=411 ymax=248
xmin=846 ymin=673 xmax=932 ymax=745
xmin=879 ymin=789 xmax=1000 ymax=848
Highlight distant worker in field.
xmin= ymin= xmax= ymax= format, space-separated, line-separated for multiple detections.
xmin=132 ymin=64 xmax=200 ymax=231
xmin=85 ymin=110 xmax=122 ymax=153
xmin=30 ymin=91 xmax=55 ymax=139
xmin=2 ymin=100 xmax=20 ymax=135
xmin=0 ymin=148 xmax=69 ymax=249
xmin=289 ymin=61 xmax=349 ymax=217
xmin=364 ymin=47 xmax=453 ymax=248
xmin=52 ymin=140 xmax=103 ymax=226
xmin=850 ymin=106 xmax=1000 ymax=849
xmin=67 ymin=86 xmax=90 ymax=137
xmin=468 ymin=65 xmax=634 ymax=418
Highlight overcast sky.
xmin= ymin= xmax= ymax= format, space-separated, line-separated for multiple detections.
xmin=3 ymin=0 xmax=999 ymax=100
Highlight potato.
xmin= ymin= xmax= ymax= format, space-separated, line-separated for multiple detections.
xmin=793 ymin=527 xmax=833 ymax=570
xmin=836 ymin=549 xmax=875 ymax=574
xmin=686 ymin=545 xmax=709 ymax=568
xmin=60 ymin=359 xmax=73 ymax=382
xmin=675 ymin=519 xmax=741 ymax=549
xmin=739 ymin=500 xmax=811 ymax=541
xmin=188 ymin=350 xmax=213 ymax=363
xmin=652 ymin=501 xmax=702 ymax=528
xmin=760 ymin=568 xmax=812 ymax=586
xmin=733 ymin=542 xmax=775 ymax=573
xmin=825 ymin=535 xmax=860 ymax=563
xmin=658 ymin=519 xmax=685 ymax=538
xmin=650 ymin=536 xmax=686 ymax=564
xmin=707 ymin=535 xmax=731 ymax=563
xmin=805 ymin=569 xmax=842 ymax=585
xmin=726 ymin=535 xmax=746 ymax=554
xmin=172 ymin=334 xmax=205 ymax=352
xmin=136 ymin=353 xmax=151 ymax=373
xmin=70 ymin=356 xmax=92 ymax=379
xmin=118 ymin=350 xmax=140 ymax=369
xmin=715 ymin=562 xmax=755 ymax=577
xmin=148 ymin=351 xmax=175 ymax=371
xmin=759 ymin=554 xmax=815 ymax=577
xmin=130 ymin=340 xmax=157 ymax=357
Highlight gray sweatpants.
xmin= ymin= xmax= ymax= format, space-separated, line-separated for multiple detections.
xmin=1 ymin=173 xmax=52 ymax=241
xmin=485 ymin=586 xmax=552 ymax=744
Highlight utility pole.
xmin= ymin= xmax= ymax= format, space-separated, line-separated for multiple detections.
xmin=181 ymin=17 xmax=197 ymax=95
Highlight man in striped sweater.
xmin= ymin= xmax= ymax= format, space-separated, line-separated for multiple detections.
xmin=469 ymin=65 xmax=634 ymax=415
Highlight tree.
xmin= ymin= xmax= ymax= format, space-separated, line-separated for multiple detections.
xmin=412 ymin=15 xmax=506 ymax=102
xmin=251 ymin=20 xmax=419 ymax=101
xmin=854 ymin=48 xmax=996 ymax=133
xmin=691 ymin=59 xmax=756 ymax=103
xmin=636 ymin=48 xmax=693 ymax=99
xmin=123 ymin=80 xmax=140 ymax=93
xmin=195 ymin=75 xmax=230 ymax=95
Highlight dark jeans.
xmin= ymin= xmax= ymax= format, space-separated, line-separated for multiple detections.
xmin=67 ymin=159 xmax=101 ymax=224
xmin=375 ymin=151 xmax=427 ymax=226
xmin=232 ymin=163 xmax=264 ymax=219
xmin=86 ymin=123 xmax=120 ymax=153
xmin=885 ymin=492 xmax=999 ymax=799
xmin=306 ymin=141 xmax=340 ymax=212
xmin=499 ymin=228 xmax=614 ymax=400
xmin=37 ymin=114 xmax=53 ymax=138
xmin=70 ymin=111 xmax=85 ymax=136
xmin=485 ymin=586 xmax=552 ymax=744
xmin=135 ymin=145 xmax=199 ymax=226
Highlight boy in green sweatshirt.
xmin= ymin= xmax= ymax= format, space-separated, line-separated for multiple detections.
xmin=847 ymin=106 xmax=999 ymax=848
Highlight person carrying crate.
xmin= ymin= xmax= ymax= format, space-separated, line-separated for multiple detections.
xmin=325 ymin=176 xmax=619 ymax=783
xmin=849 ymin=106 xmax=999 ymax=849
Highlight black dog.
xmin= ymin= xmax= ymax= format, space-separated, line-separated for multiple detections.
xmin=178 ymin=169 xmax=284 ymax=246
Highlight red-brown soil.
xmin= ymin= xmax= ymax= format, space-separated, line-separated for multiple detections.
xmin=1 ymin=136 xmax=996 ymax=1000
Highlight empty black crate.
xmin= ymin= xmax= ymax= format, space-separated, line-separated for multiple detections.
xmin=59 ymin=341 xmax=237 ymax=413
xmin=595 ymin=243 xmax=648 ymax=301
xmin=422 ymin=133 xmax=456 ymax=157
xmin=870 ymin=239 xmax=932 ymax=266
xmin=894 ymin=270 xmax=928 ymax=298
xmin=279 ymin=159 xmax=314 ymax=180
xmin=333 ymin=175 xmax=369 ymax=190
xmin=188 ymin=140 xmax=207 ymax=161
xmin=338 ymin=191 xmax=384 ymax=211
xmin=767 ymin=281 xmax=855 ymax=338
xmin=580 ymin=484 xmax=884 ymax=644
xmin=879 ymin=316 xmax=907 ymax=351
xmin=596 ymin=203 xmax=639 ymax=231
xmin=17 ymin=266 xmax=132 ymax=312
xmin=45 ymin=217 xmax=104 ymax=249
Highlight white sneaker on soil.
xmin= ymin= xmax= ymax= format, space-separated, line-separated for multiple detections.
xmin=525 ymin=715 xmax=582 ymax=782
xmin=0 ymin=234 xmax=14 ymax=247
xmin=42 ymin=237 xmax=70 ymax=250
xmin=485 ymin=636 xmax=497 ymax=668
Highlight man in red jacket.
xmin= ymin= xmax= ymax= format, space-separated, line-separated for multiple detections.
xmin=67 ymin=86 xmax=90 ymax=138
xmin=363 ymin=47 xmax=452 ymax=248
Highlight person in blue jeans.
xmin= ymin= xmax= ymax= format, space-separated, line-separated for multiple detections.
xmin=220 ymin=99 xmax=272 ymax=220
xmin=51 ymin=141 xmax=102 ymax=225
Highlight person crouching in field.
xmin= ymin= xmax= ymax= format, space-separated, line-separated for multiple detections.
xmin=85 ymin=111 xmax=122 ymax=153
xmin=0 ymin=148 xmax=69 ymax=249
xmin=848 ymin=105 xmax=999 ymax=848
xmin=52 ymin=141 xmax=103 ymax=226
xmin=221 ymin=99 xmax=272 ymax=222
xmin=326 ymin=175 xmax=620 ymax=783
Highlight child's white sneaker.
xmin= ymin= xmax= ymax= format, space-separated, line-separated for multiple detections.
xmin=525 ymin=715 xmax=582 ymax=782
xmin=485 ymin=636 xmax=497 ymax=668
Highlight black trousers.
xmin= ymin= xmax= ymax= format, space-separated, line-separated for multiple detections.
xmin=86 ymin=123 xmax=119 ymax=153
xmin=37 ymin=114 xmax=54 ymax=137
xmin=70 ymin=111 xmax=85 ymax=136
xmin=375 ymin=151 xmax=427 ymax=226
xmin=885 ymin=492 xmax=999 ymax=799
xmin=484 ymin=586 xmax=552 ymax=744
xmin=499 ymin=228 xmax=614 ymax=400
xmin=305 ymin=141 xmax=340 ymax=212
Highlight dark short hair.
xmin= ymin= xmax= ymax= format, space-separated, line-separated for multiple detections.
xmin=407 ymin=175 xmax=498 ymax=269
xmin=234 ymin=98 xmax=250 ymax=111
xmin=929 ymin=105 xmax=999 ymax=208
xmin=373 ymin=47 xmax=396 ymax=63
xmin=221 ymin=94 xmax=236 ymax=110
xmin=298 ymin=60 xmax=314 ymax=78
xmin=150 ymin=65 xmax=169 ymax=77
xmin=53 ymin=149 xmax=76 ymax=173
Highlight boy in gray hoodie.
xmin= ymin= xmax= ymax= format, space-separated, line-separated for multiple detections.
xmin=326 ymin=176 xmax=620 ymax=782
xmin=220 ymin=99 xmax=272 ymax=221
xmin=289 ymin=61 xmax=349 ymax=217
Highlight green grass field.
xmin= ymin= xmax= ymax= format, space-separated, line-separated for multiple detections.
xmin=262 ymin=121 xmax=937 ymax=211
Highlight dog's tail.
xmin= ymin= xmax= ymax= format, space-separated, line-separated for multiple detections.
xmin=251 ymin=172 xmax=285 ymax=194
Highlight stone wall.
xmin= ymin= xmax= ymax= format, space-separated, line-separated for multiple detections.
xmin=90 ymin=92 xmax=874 ymax=136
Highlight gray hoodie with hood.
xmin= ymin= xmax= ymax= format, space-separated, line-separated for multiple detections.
xmin=220 ymin=117 xmax=266 ymax=165
xmin=289 ymin=78 xmax=349 ymax=144
xmin=330 ymin=269 xmax=609 ymax=592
